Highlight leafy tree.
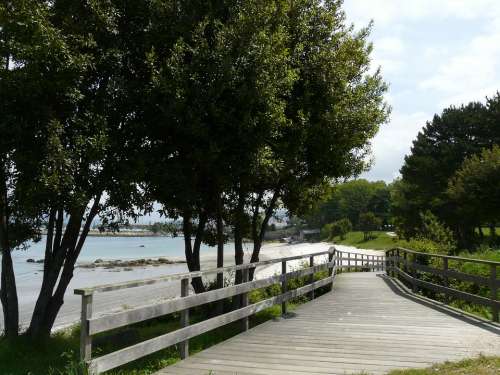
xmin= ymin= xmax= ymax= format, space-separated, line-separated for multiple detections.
xmin=418 ymin=211 xmax=456 ymax=254
xmin=398 ymin=95 xmax=500 ymax=246
xmin=305 ymin=180 xmax=391 ymax=228
xmin=448 ymin=145 xmax=500 ymax=243
xmin=359 ymin=212 xmax=381 ymax=241
xmin=330 ymin=218 xmax=352 ymax=240
xmin=1 ymin=0 xmax=148 ymax=338
xmin=240 ymin=0 xmax=389 ymax=280
xmin=144 ymin=0 xmax=293 ymax=292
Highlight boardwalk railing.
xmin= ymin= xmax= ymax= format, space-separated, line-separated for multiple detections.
xmin=75 ymin=247 xmax=384 ymax=374
xmin=386 ymin=247 xmax=500 ymax=322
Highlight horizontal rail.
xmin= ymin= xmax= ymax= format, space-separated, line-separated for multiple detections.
xmin=386 ymin=248 xmax=499 ymax=323
xmin=393 ymin=247 xmax=500 ymax=266
xmin=391 ymin=266 xmax=500 ymax=308
xmin=89 ymin=272 xmax=336 ymax=374
xmin=75 ymin=250 xmax=332 ymax=296
xmin=79 ymin=247 xmax=385 ymax=374
xmin=391 ymin=256 xmax=497 ymax=287
xmin=89 ymin=261 xmax=334 ymax=335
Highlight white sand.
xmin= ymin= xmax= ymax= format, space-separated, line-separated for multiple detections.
xmin=0 ymin=242 xmax=383 ymax=332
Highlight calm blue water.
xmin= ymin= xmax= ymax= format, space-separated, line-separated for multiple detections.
xmin=10 ymin=236 xmax=234 ymax=279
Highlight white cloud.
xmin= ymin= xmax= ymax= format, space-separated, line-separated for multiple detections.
xmin=344 ymin=0 xmax=500 ymax=181
xmin=419 ymin=27 xmax=500 ymax=106
xmin=344 ymin=0 xmax=500 ymax=27
xmin=363 ymin=111 xmax=431 ymax=181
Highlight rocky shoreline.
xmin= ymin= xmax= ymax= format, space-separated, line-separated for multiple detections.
xmin=27 ymin=257 xmax=186 ymax=270
xmin=78 ymin=257 xmax=186 ymax=270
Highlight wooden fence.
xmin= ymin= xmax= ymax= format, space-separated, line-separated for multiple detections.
xmin=386 ymin=247 xmax=500 ymax=322
xmin=75 ymin=247 xmax=385 ymax=374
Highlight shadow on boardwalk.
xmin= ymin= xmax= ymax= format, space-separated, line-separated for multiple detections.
xmin=378 ymin=273 xmax=500 ymax=336
xmin=155 ymin=272 xmax=500 ymax=375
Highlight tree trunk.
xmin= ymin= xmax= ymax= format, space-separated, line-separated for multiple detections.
xmin=182 ymin=209 xmax=207 ymax=294
xmin=232 ymin=192 xmax=246 ymax=309
xmin=0 ymin=161 xmax=19 ymax=338
xmin=490 ymin=223 xmax=497 ymax=244
xmin=249 ymin=190 xmax=280 ymax=281
xmin=27 ymin=195 xmax=101 ymax=339
xmin=216 ymin=195 xmax=224 ymax=314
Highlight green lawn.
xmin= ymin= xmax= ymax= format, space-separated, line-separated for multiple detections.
xmin=387 ymin=356 xmax=500 ymax=375
xmin=332 ymin=230 xmax=402 ymax=250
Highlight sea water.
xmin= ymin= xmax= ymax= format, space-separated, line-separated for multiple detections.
xmin=10 ymin=235 xmax=229 ymax=281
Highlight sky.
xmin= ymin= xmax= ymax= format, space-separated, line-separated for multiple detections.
xmin=343 ymin=0 xmax=500 ymax=182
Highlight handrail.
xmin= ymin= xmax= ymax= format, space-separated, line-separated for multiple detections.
xmin=76 ymin=247 xmax=385 ymax=374
xmin=386 ymin=247 xmax=499 ymax=323
xmin=74 ymin=249 xmax=332 ymax=296
xmin=392 ymin=247 xmax=500 ymax=266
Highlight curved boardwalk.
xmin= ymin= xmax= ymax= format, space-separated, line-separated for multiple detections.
xmin=156 ymin=272 xmax=500 ymax=375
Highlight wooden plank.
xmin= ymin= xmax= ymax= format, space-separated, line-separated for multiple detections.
xmin=76 ymin=250 xmax=332 ymax=296
xmin=80 ymin=294 xmax=93 ymax=363
xmin=393 ymin=267 xmax=499 ymax=308
xmin=179 ymin=278 xmax=189 ymax=359
xmin=88 ymin=262 xmax=334 ymax=335
xmin=403 ymin=259 xmax=492 ymax=286
xmin=241 ymin=268 xmax=249 ymax=331
xmin=281 ymin=261 xmax=287 ymax=316
xmin=491 ymin=264 xmax=498 ymax=323
xmin=309 ymin=256 xmax=314 ymax=300
xmin=392 ymin=247 xmax=500 ymax=266
xmin=89 ymin=277 xmax=334 ymax=373
xmin=157 ymin=271 xmax=500 ymax=375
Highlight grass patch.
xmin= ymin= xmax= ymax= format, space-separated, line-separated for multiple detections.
xmin=332 ymin=231 xmax=403 ymax=250
xmin=387 ymin=355 xmax=500 ymax=375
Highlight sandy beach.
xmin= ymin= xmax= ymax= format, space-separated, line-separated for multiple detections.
xmin=0 ymin=242 xmax=383 ymax=333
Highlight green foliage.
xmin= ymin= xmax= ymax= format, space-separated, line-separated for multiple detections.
xmin=359 ymin=212 xmax=382 ymax=241
xmin=418 ymin=211 xmax=456 ymax=253
xmin=320 ymin=223 xmax=334 ymax=240
xmin=305 ymin=180 xmax=392 ymax=229
xmin=397 ymin=94 xmax=500 ymax=246
xmin=448 ymin=145 xmax=500 ymax=245
xmin=330 ymin=218 xmax=353 ymax=240
xmin=1 ymin=0 xmax=389 ymax=337
xmin=332 ymin=231 xmax=401 ymax=250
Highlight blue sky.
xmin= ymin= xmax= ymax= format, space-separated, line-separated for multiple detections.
xmin=343 ymin=0 xmax=500 ymax=182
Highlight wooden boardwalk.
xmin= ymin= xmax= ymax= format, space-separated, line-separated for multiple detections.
xmin=156 ymin=272 xmax=500 ymax=375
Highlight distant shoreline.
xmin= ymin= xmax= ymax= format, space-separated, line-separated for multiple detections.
xmin=40 ymin=230 xmax=172 ymax=237
xmin=87 ymin=230 xmax=165 ymax=237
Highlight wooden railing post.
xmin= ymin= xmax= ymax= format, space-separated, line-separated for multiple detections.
xmin=347 ymin=252 xmax=351 ymax=272
xmin=396 ymin=249 xmax=400 ymax=279
xmin=281 ymin=261 xmax=287 ymax=316
xmin=411 ymin=253 xmax=418 ymax=293
xmin=490 ymin=264 xmax=498 ymax=323
xmin=180 ymin=278 xmax=190 ymax=359
xmin=443 ymin=257 xmax=449 ymax=303
xmin=80 ymin=293 xmax=93 ymax=364
xmin=309 ymin=256 xmax=315 ymax=300
xmin=241 ymin=268 xmax=249 ymax=331
xmin=355 ymin=253 xmax=358 ymax=271
xmin=329 ymin=248 xmax=335 ymax=290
